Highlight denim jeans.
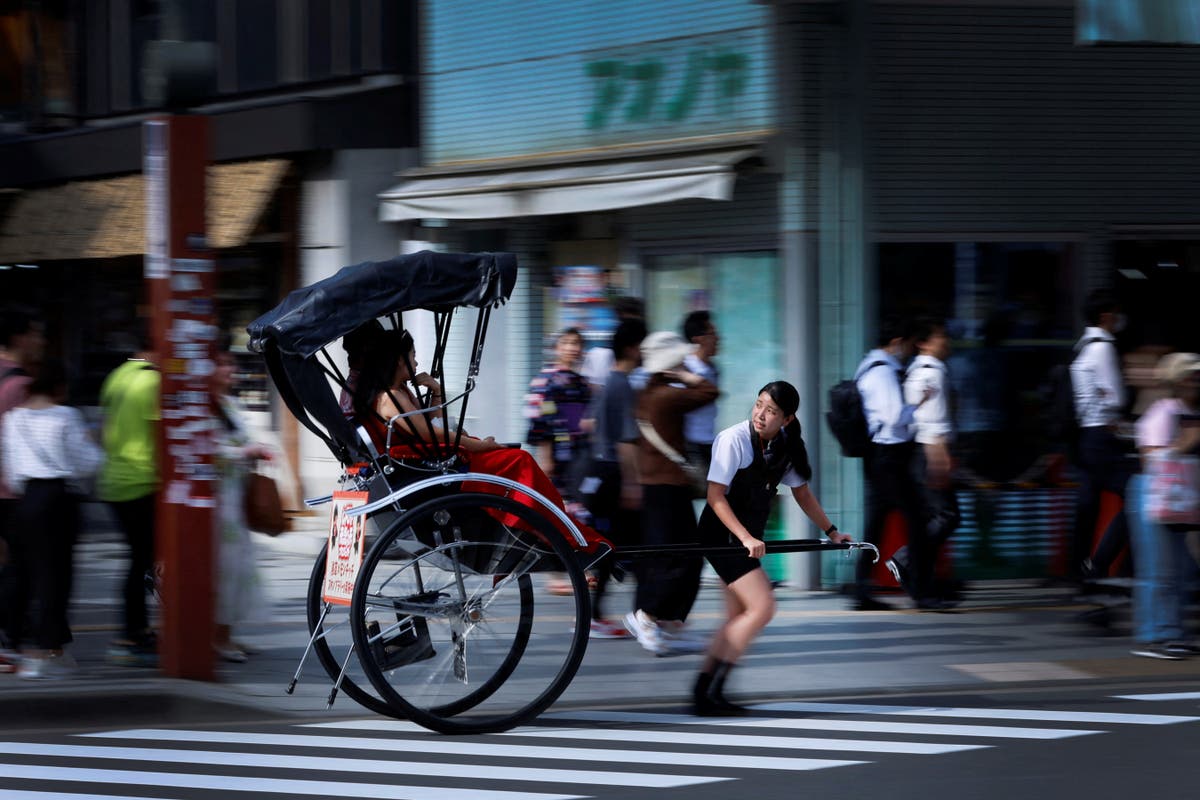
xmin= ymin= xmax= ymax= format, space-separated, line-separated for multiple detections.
xmin=1128 ymin=474 xmax=1191 ymax=644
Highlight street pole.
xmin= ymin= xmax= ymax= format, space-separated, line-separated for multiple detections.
xmin=144 ymin=114 xmax=216 ymax=680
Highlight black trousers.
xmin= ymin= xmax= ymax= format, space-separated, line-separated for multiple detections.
xmin=0 ymin=497 xmax=18 ymax=648
xmin=1073 ymin=427 xmax=1135 ymax=575
xmin=108 ymin=493 xmax=156 ymax=642
xmin=636 ymin=483 xmax=702 ymax=622
xmin=858 ymin=442 xmax=924 ymax=600
xmin=903 ymin=446 xmax=960 ymax=597
xmin=12 ymin=480 xmax=79 ymax=650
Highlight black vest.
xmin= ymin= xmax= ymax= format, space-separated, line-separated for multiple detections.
xmin=698 ymin=422 xmax=794 ymax=542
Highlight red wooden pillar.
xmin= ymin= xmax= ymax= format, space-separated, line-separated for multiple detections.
xmin=144 ymin=115 xmax=216 ymax=680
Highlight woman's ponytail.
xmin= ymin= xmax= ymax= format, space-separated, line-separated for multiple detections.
xmin=760 ymin=380 xmax=813 ymax=481
xmin=784 ymin=418 xmax=813 ymax=482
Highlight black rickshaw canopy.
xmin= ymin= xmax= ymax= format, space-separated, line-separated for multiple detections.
xmin=247 ymin=250 xmax=518 ymax=358
xmin=245 ymin=250 xmax=517 ymax=467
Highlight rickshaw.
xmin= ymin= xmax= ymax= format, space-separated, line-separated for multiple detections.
xmin=247 ymin=251 xmax=877 ymax=735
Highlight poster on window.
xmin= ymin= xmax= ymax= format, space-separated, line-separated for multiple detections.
xmin=322 ymin=491 xmax=369 ymax=605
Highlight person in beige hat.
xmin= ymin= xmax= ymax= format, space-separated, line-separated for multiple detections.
xmin=1127 ymin=351 xmax=1200 ymax=660
xmin=624 ymin=331 xmax=719 ymax=655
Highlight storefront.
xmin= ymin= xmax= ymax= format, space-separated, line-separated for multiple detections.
xmin=374 ymin=0 xmax=836 ymax=581
xmin=773 ymin=0 xmax=1200 ymax=586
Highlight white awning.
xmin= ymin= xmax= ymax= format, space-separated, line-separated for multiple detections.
xmin=378 ymin=148 xmax=757 ymax=221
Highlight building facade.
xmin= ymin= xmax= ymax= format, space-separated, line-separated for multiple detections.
xmin=0 ymin=0 xmax=420 ymax=498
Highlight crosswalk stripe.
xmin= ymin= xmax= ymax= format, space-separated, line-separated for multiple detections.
xmin=752 ymin=702 xmax=1200 ymax=725
xmin=498 ymin=727 xmax=983 ymax=755
xmin=0 ymin=763 xmax=580 ymax=800
xmin=0 ymin=742 xmax=724 ymax=790
xmin=1113 ymin=692 xmax=1200 ymax=702
xmin=0 ymin=792 xmax=182 ymax=800
xmin=82 ymin=728 xmax=866 ymax=772
xmin=539 ymin=710 xmax=1100 ymax=739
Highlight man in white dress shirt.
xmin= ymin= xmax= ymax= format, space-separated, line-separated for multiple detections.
xmin=892 ymin=318 xmax=960 ymax=607
xmin=853 ymin=316 xmax=928 ymax=610
xmin=1070 ymin=288 xmax=1133 ymax=579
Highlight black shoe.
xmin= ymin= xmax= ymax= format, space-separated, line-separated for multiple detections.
xmin=853 ymin=596 xmax=892 ymax=611
xmin=1164 ymin=641 xmax=1200 ymax=657
xmin=1080 ymin=558 xmax=1100 ymax=581
xmin=693 ymin=692 xmax=749 ymax=717
xmin=916 ymin=597 xmax=956 ymax=612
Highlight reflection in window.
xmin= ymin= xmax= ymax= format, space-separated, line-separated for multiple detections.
xmin=646 ymin=251 xmax=781 ymax=434
xmin=878 ymin=242 xmax=1076 ymax=483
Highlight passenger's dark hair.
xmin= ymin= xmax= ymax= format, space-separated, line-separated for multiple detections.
xmin=343 ymin=319 xmax=384 ymax=370
xmin=876 ymin=314 xmax=913 ymax=347
xmin=558 ymin=327 xmax=583 ymax=343
xmin=351 ymin=327 xmax=415 ymax=422
xmin=27 ymin=358 xmax=66 ymax=398
xmin=911 ymin=317 xmax=946 ymax=346
xmin=682 ymin=310 xmax=712 ymax=343
xmin=613 ymin=296 xmax=644 ymax=320
xmin=0 ymin=305 xmax=37 ymax=348
xmin=610 ymin=318 xmax=647 ymax=358
xmin=1083 ymin=288 xmax=1119 ymax=327
xmin=759 ymin=381 xmax=813 ymax=482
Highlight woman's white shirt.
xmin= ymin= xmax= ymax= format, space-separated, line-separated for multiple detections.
xmin=905 ymin=355 xmax=953 ymax=445
xmin=2 ymin=405 xmax=103 ymax=493
xmin=707 ymin=421 xmax=807 ymax=492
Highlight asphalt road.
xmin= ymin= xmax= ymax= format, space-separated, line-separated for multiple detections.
xmin=0 ymin=679 xmax=1197 ymax=800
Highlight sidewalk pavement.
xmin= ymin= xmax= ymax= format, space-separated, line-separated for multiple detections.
xmin=1 ymin=503 xmax=1195 ymax=732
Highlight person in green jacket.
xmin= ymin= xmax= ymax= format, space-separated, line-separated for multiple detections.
xmin=97 ymin=334 xmax=160 ymax=666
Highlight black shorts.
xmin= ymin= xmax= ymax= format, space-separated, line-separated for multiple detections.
xmin=699 ymin=522 xmax=762 ymax=585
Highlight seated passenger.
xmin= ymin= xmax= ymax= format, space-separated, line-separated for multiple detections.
xmin=350 ymin=327 xmax=606 ymax=552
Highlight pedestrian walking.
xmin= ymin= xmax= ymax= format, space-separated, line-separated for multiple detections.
xmin=97 ymin=330 xmax=161 ymax=665
xmin=210 ymin=340 xmax=274 ymax=663
xmin=890 ymin=317 xmax=960 ymax=607
xmin=0 ymin=305 xmax=43 ymax=670
xmin=854 ymin=316 xmax=928 ymax=610
xmin=578 ymin=318 xmax=646 ymax=639
xmin=525 ymin=328 xmax=592 ymax=595
xmin=1 ymin=359 xmax=102 ymax=679
xmin=694 ymin=381 xmax=852 ymax=714
xmin=580 ymin=296 xmax=645 ymax=389
xmin=1127 ymin=352 xmax=1200 ymax=660
xmin=1071 ymin=289 xmax=1134 ymax=580
xmin=682 ymin=310 xmax=720 ymax=480
xmin=625 ymin=331 xmax=718 ymax=654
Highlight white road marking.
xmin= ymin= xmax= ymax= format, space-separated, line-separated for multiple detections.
xmin=82 ymin=728 xmax=861 ymax=772
xmin=0 ymin=763 xmax=580 ymax=800
xmin=500 ymin=726 xmax=979 ymax=756
xmin=1112 ymin=691 xmax=1200 ymax=702
xmin=0 ymin=742 xmax=724 ymax=790
xmin=753 ymin=702 xmax=1200 ymax=725
xmin=539 ymin=710 xmax=1100 ymax=739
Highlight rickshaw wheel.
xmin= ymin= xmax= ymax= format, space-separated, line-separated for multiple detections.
xmin=305 ymin=542 xmax=401 ymax=718
xmin=350 ymin=491 xmax=591 ymax=735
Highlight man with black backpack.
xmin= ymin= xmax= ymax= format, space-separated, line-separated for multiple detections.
xmin=851 ymin=316 xmax=930 ymax=610
xmin=1070 ymin=289 xmax=1133 ymax=581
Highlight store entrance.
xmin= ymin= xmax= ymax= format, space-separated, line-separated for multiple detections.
xmin=1113 ymin=239 xmax=1200 ymax=353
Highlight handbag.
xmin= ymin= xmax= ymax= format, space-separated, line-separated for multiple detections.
xmin=637 ymin=419 xmax=709 ymax=498
xmin=244 ymin=471 xmax=290 ymax=536
xmin=1145 ymin=450 xmax=1200 ymax=526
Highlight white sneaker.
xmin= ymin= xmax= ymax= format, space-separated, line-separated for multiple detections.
xmin=19 ymin=651 xmax=77 ymax=680
xmin=624 ymin=610 xmax=668 ymax=655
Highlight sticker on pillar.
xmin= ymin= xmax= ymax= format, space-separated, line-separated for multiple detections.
xmin=323 ymin=491 xmax=369 ymax=605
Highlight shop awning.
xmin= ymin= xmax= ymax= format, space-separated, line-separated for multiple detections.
xmin=378 ymin=148 xmax=758 ymax=221
xmin=0 ymin=159 xmax=290 ymax=263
